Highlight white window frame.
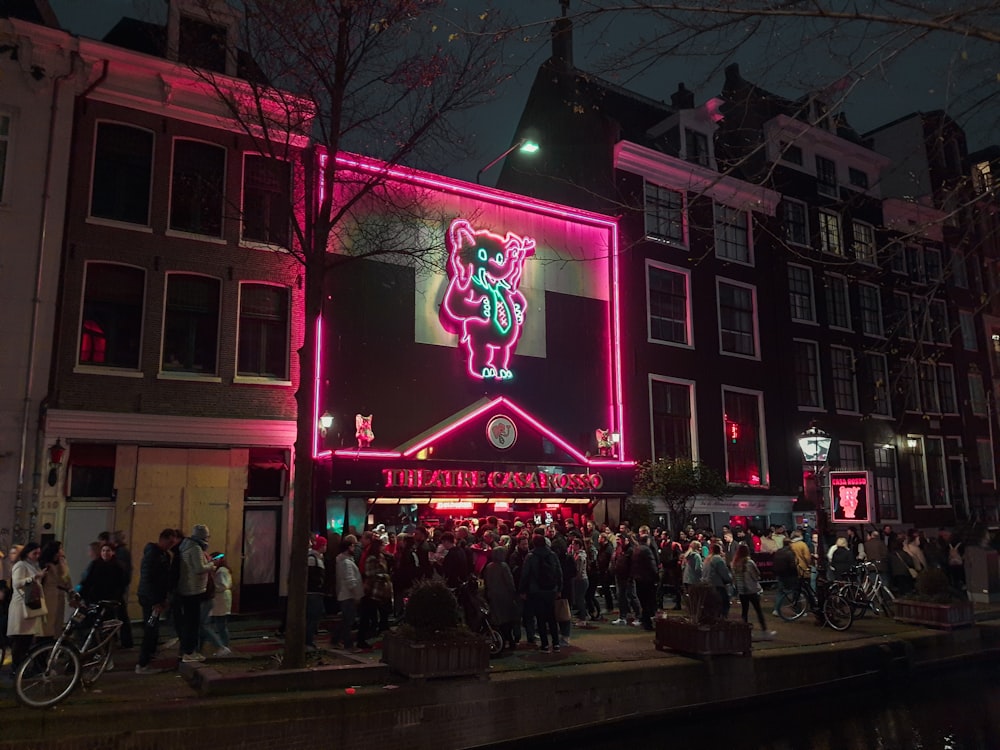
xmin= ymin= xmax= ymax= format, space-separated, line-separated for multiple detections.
xmin=716 ymin=277 xmax=760 ymax=360
xmin=908 ymin=435 xmax=932 ymax=508
xmin=918 ymin=361 xmax=941 ymax=415
xmin=0 ymin=108 xmax=11 ymax=205
xmin=818 ymin=209 xmax=843 ymax=255
xmin=649 ymin=374 xmax=699 ymax=462
xmin=838 ymin=441 xmax=865 ymax=470
xmin=683 ymin=128 xmax=710 ymax=167
xmin=166 ymin=136 xmax=228 ymax=241
xmin=894 ymin=291 xmax=913 ymax=340
xmin=865 ymin=351 xmax=892 ymax=418
xmin=159 ymin=271 xmax=223 ymax=381
xmin=87 ymin=119 xmax=156 ymax=231
xmin=235 ymin=281 xmax=292 ymax=384
xmin=815 ymin=154 xmax=838 ymax=197
xmin=826 ymin=273 xmax=852 ymax=331
xmin=852 ymin=220 xmax=877 ymax=265
xmin=644 ymin=181 xmax=687 ymax=246
xmin=721 ymin=385 xmax=769 ymax=488
xmin=787 ymin=263 xmax=816 ymax=324
xmin=937 ymin=362 xmax=958 ymax=415
xmin=241 ymin=152 xmax=292 ymax=249
xmin=960 ymin=310 xmax=978 ymax=351
xmin=830 ymin=345 xmax=859 ymax=413
xmin=782 ymin=199 xmax=810 ymax=247
xmin=713 ymin=203 xmax=753 ymax=265
xmin=978 ymin=438 xmax=996 ymax=485
xmin=969 ymin=373 xmax=988 ymax=416
xmin=75 ymin=261 xmax=148 ymax=376
xmin=646 ymin=260 xmax=693 ymax=348
xmin=793 ymin=338 xmax=824 ymax=410
xmin=925 ymin=247 xmax=944 ymax=283
xmin=858 ymin=282 xmax=884 ymax=337
xmin=873 ymin=446 xmax=901 ymax=521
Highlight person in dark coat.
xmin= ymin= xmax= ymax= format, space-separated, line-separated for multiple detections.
xmin=632 ymin=533 xmax=659 ymax=630
xmin=830 ymin=537 xmax=856 ymax=580
xmin=135 ymin=529 xmax=175 ymax=673
xmin=80 ymin=542 xmax=127 ymax=610
xmin=482 ymin=546 xmax=520 ymax=649
xmin=518 ymin=534 xmax=563 ymax=653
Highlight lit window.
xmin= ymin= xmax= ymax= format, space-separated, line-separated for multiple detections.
xmin=782 ymin=199 xmax=809 ymax=246
xmin=714 ymin=204 xmax=751 ymax=264
xmin=238 ymin=283 xmax=290 ymax=379
xmin=858 ymin=283 xmax=883 ymax=337
xmin=647 ymin=262 xmax=690 ymax=346
xmin=243 ymin=155 xmax=291 ymax=246
xmin=825 ymin=274 xmax=851 ymax=330
xmin=0 ymin=111 xmax=10 ymax=203
xmin=170 ymin=139 xmax=226 ymax=237
xmin=644 ymin=182 xmax=685 ymax=244
xmin=787 ymin=264 xmax=815 ymax=323
xmin=852 ymin=221 xmax=876 ymax=264
xmin=960 ymin=311 xmax=978 ymax=350
xmin=90 ymin=122 xmax=153 ymax=225
xmin=79 ymin=262 xmax=145 ymax=369
xmin=816 ymin=155 xmax=838 ymax=197
xmin=650 ymin=377 xmax=693 ymax=460
xmin=818 ymin=209 xmax=842 ymax=255
xmin=793 ymin=340 xmax=822 ymax=408
xmin=723 ymin=388 xmax=766 ymax=486
xmin=830 ymin=346 xmax=858 ymax=412
xmin=162 ymin=274 xmax=220 ymax=374
xmin=718 ymin=279 xmax=757 ymax=357
xmin=865 ymin=352 xmax=891 ymax=417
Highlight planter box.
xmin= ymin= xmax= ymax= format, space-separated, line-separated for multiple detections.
xmin=381 ymin=632 xmax=490 ymax=679
xmin=893 ymin=599 xmax=975 ymax=630
xmin=654 ymin=617 xmax=752 ymax=658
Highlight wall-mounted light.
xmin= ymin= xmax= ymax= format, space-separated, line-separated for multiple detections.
xmin=47 ymin=438 xmax=65 ymax=487
xmin=906 ymin=437 xmax=919 ymax=451
xmin=318 ymin=412 xmax=334 ymax=437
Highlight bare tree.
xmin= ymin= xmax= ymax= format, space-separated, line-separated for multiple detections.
xmin=186 ymin=0 xmax=513 ymax=668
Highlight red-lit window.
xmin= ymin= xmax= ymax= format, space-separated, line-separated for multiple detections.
xmin=80 ymin=320 xmax=107 ymax=363
xmin=724 ymin=389 xmax=765 ymax=486
xmin=79 ymin=262 xmax=144 ymax=369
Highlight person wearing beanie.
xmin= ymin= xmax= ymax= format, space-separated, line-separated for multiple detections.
xmin=176 ymin=524 xmax=216 ymax=662
xmin=332 ymin=535 xmax=363 ymax=650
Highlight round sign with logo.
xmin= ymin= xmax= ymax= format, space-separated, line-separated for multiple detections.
xmin=486 ymin=415 xmax=517 ymax=450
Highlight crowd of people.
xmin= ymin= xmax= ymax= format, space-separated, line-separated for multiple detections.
xmin=1 ymin=524 xmax=233 ymax=678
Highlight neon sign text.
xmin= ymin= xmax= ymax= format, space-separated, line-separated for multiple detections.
xmin=439 ymin=219 xmax=535 ymax=381
xmin=382 ymin=468 xmax=603 ymax=492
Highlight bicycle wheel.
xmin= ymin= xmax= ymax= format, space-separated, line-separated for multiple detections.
xmin=15 ymin=643 xmax=81 ymax=709
xmin=80 ymin=638 xmax=113 ymax=686
xmin=839 ymin=582 xmax=868 ymax=619
xmin=823 ymin=593 xmax=854 ymax=631
xmin=485 ymin=626 xmax=505 ymax=658
xmin=778 ymin=588 xmax=808 ymax=622
xmin=877 ymin=588 xmax=895 ymax=618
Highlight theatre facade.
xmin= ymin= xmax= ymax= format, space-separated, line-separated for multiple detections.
xmin=313 ymin=155 xmax=634 ymax=533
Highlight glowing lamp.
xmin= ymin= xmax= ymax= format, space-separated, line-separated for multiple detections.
xmin=797 ymin=423 xmax=831 ymax=467
xmin=476 ymin=138 xmax=541 ymax=184
xmin=47 ymin=438 xmax=65 ymax=487
xmin=906 ymin=437 xmax=919 ymax=451
xmin=319 ymin=412 xmax=334 ymax=437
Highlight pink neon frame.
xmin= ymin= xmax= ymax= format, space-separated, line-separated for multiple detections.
xmin=314 ymin=150 xmax=628 ymax=461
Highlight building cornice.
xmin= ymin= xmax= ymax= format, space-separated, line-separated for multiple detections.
xmin=764 ymin=114 xmax=891 ymax=169
xmin=882 ymin=197 xmax=946 ymax=243
xmin=614 ymin=140 xmax=781 ymax=215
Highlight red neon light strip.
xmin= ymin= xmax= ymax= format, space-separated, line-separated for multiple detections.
xmin=332 ymin=449 xmax=402 ymax=458
xmin=609 ymin=227 xmax=624 ymax=461
xmin=312 ymin=314 xmax=324 ymax=459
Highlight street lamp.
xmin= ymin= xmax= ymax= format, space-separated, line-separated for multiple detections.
xmin=476 ymin=138 xmax=540 ymax=184
xmin=798 ymin=422 xmax=832 ymax=624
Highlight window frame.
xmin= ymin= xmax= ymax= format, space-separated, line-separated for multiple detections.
xmin=646 ymin=260 xmax=693 ymax=348
xmin=851 ymin=220 xmax=877 ymax=265
xmin=839 ymin=441 xmax=865 ymax=470
xmin=713 ymin=202 xmax=753 ymax=265
xmin=873 ymin=446 xmax=900 ymax=521
xmin=865 ymin=351 xmax=892 ymax=417
xmin=818 ymin=208 xmax=843 ymax=255
xmin=684 ymin=128 xmax=710 ymax=167
xmin=959 ymin=310 xmax=978 ymax=351
xmin=241 ymin=152 xmax=292 ymax=248
xmin=644 ymin=181 xmax=687 ymax=246
xmin=848 ymin=167 xmax=869 ymax=190
xmin=793 ymin=338 xmax=824 ymax=410
xmin=918 ymin=361 xmax=941 ymax=415
xmin=780 ymin=141 xmax=803 ymax=165
xmin=236 ymin=281 xmax=292 ymax=383
xmin=830 ymin=345 xmax=859 ymax=413
xmin=649 ymin=375 xmax=698 ymax=462
xmin=88 ymin=120 xmax=155 ymax=229
xmin=782 ymin=198 xmax=810 ymax=247
xmin=968 ymin=373 xmax=988 ymax=416
xmin=721 ymin=385 xmax=769 ymax=488
xmin=937 ymin=362 xmax=958 ymax=415
xmin=977 ymin=438 xmax=996 ymax=485
xmin=815 ymin=154 xmax=838 ymax=197
xmin=76 ymin=261 xmax=147 ymax=374
xmin=716 ymin=277 xmax=760 ymax=360
xmin=857 ymin=282 xmax=884 ymax=338
xmin=167 ymin=137 xmax=227 ymax=239
xmin=787 ymin=263 xmax=817 ymax=324
xmin=929 ymin=299 xmax=949 ymax=345
xmin=160 ymin=272 xmax=223 ymax=379
xmin=893 ymin=291 xmax=914 ymax=340
xmin=825 ymin=273 xmax=852 ymax=331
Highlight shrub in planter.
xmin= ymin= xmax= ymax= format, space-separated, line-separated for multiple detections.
xmin=894 ymin=567 xmax=974 ymax=630
xmin=654 ymin=583 xmax=751 ymax=657
xmin=402 ymin=575 xmax=462 ymax=638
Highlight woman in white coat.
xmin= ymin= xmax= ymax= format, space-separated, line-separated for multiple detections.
xmin=6 ymin=541 xmax=46 ymax=675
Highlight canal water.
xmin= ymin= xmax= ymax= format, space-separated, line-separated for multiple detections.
xmin=486 ymin=662 xmax=1000 ymax=749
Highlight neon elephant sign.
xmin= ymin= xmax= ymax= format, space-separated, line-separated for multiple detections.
xmin=440 ymin=218 xmax=535 ymax=380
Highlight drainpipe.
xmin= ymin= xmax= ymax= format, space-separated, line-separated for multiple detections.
xmin=13 ymin=50 xmax=92 ymax=542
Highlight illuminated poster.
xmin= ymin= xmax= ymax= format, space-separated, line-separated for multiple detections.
xmin=829 ymin=470 xmax=872 ymax=524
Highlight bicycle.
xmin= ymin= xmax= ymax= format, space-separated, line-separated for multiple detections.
xmin=15 ymin=596 xmax=123 ymax=708
xmin=775 ymin=576 xmax=854 ymax=631
xmin=829 ymin=561 xmax=895 ymax=619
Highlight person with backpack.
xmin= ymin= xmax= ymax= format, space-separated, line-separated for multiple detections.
xmin=518 ymin=534 xmax=562 ymax=653
xmin=659 ymin=533 xmax=683 ymax=610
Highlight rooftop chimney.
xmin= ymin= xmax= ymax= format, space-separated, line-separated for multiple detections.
xmin=552 ymin=0 xmax=572 ymax=71
xmin=671 ymin=83 xmax=694 ymax=110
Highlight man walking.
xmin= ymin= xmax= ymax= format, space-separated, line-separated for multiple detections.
xmin=135 ymin=529 xmax=174 ymax=674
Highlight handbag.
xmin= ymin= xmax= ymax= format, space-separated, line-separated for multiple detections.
xmin=23 ymin=579 xmax=43 ymax=610
xmin=554 ymin=597 xmax=572 ymax=623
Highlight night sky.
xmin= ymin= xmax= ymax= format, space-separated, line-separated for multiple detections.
xmin=47 ymin=0 xmax=997 ymax=183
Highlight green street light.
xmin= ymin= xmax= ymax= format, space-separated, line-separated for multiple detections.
xmin=476 ymin=139 xmax=539 ymax=184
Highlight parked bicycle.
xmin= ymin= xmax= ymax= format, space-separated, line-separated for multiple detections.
xmin=828 ymin=561 xmax=895 ymax=619
xmin=15 ymin=595 xmax=123 ymax=708
xmin=775 ymin=577 xmax=854 ymax=631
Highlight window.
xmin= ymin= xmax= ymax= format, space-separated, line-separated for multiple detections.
xmin=90 ymin=122 xmax=153 ymax=225
xmin=684 ymin=129 xmax=709 ymax=167
xmin=238 ymin=283 xmax=290 ymax=379
xmin=947 ymin=439 xmax=968 ymax=515
xmin=714 ymin=204 xmax=751 ymax=264
xmin=647 ymin=262 xmax=691 ymax=346
xmin=873 ymin=447 xmax=899 ymax=521
xmin=170 ymin=139 xmax=225 ymax=237
xmin=978 ymin=439 xmax=996 ymax=484
xmin=0 ymin=111 xmax=10 ymax=203
xmin=179 ymin=14 xmax=227 ymax=73
xmin=782 ymin=199 xmax=809 ymax=246
xmin=969 ymin=373 xmax=988 ymax=416
xmin=919 ymin=362 xmax=940 ymax=414
xmin=893 ymin=292 xmax=913 ymax=339
xmin=644 ymin=182 xmax=686 ymax=244
xmin=929 ymin=299 xmax=949 ymax=344
xmin=925 ymin=248 xmax=943 ymax=283
xmin=717 ymin=280 xmax=757 ymax=357
xmin=908 ymin=437 xmax=929 ymax=506
xmin=852 ymin=221 xmax=876 ymax=264
xmin=162 ymin=274 xmax=221 ymax=374
xmin=787 ymin=264 xmax=816 ymax=323
xmin=723 ymin=388 xmax=766 ymax=486
xmin=830 ymin=346 xmax=858 ymax=412
xmin=993 ymin=330 xmax=1000 ymax=371
xmin=865 ymin=352 xmax=891 ymax=417
xmin=243 ymin=155 xmax=291 ymax=246
xmin=818 ymin=209 xmax=842 ymax=255
xmin=825 ymin=274 xmax=851 ymax=330
xmin=650 ymin=377 xmax=693 ymax=460
xmin=960 ymin=311 xmax=978 ymax=350
xmin=780 ymin=141 xmax=803 ymax=165
xmin=902 ymin=359 xmax=920 ymax=413
xmin=793 ymin=340 xmax=822 ymax=408
xmin=816 ymin=155 xmax=838 ymax=196
xmin=950 ymin=251 xmax=969 ymax=288
xmin=848 ymin=167 xmax=869 ymax=189
xmin=858 ymin=283 xmax=883 ymax=337
xmin=912 ymin=297 xmax=931 ymax=343
xmin=79 ymin=263 xmax=145 ymax=369
xmin=937 ymin=363 xmax=957 ymax=414
xmin=925 ymin=436 xmax=949 ymax=507
xmin=68 ymin=444 xmax=116 ymax=499
xmin=839 ymin=442 xmax=864 ymax=470
xmin=889 ymin=244 xmax=906 ymax=274
xmin=906 ymin=246 xmax=925 ymax=283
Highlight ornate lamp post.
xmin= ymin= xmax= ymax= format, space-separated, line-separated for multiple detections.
xmin=798 ymin=423 xmax=832 ymax=623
